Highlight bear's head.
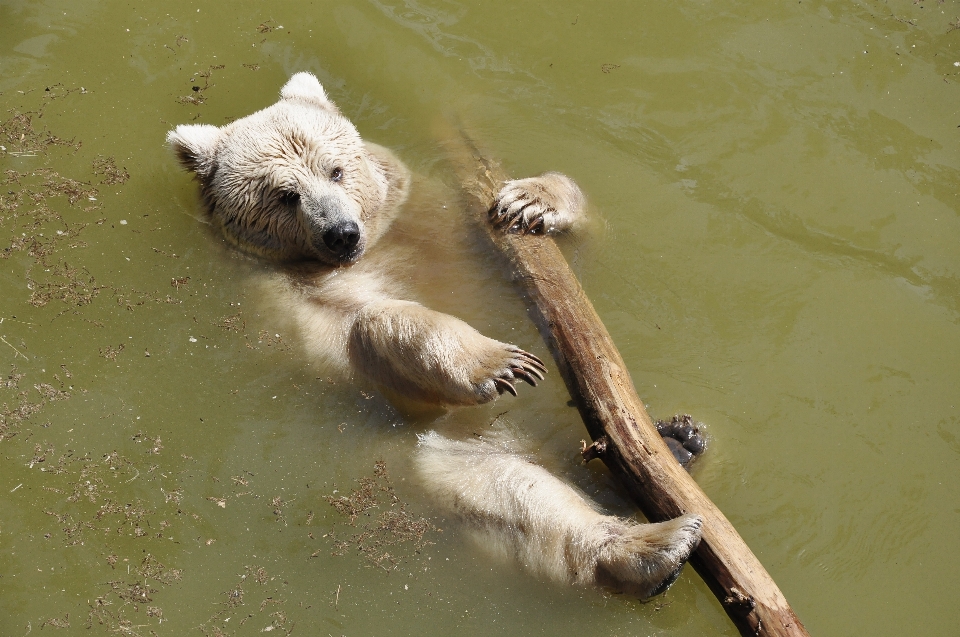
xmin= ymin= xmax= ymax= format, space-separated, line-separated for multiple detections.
xmin=167 ymin=72 xmax=391 ymax=265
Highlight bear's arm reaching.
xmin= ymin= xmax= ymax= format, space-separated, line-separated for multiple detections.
xmin=347 ymin=299 xmax=545 ymax=406
xmin=281 ymin=265 xmax=544 ymax=407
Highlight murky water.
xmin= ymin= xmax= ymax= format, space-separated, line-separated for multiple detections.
xmin=1 ymin=1 xmax=958 ymax=635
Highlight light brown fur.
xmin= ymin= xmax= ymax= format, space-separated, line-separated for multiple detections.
xmin=167 ymin=72 xmax=701 ymax=597
xmin=168 ymin=73 xmax=547 ymax=405
xmin=417 ymin=432 xmax=702 ymax=599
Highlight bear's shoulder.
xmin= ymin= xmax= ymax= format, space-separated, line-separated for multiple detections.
xmin=364 ymin=141 xmax=411 ymax=215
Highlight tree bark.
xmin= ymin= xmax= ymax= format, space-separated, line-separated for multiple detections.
xmin=444 ymin=129 xmax=811 ymax=637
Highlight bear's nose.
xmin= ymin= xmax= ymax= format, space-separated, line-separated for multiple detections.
xmin=322 ymin=221 xmax=361 ymax=257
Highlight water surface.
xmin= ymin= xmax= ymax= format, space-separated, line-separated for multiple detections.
xmin=1 ymin=1 xmax=958 ymax=635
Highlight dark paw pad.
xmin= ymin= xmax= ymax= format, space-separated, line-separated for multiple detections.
xmin=647 ymin=562 xmax=686 ymax=599
xmin=655 ymin=414 xmax=707 ymax=469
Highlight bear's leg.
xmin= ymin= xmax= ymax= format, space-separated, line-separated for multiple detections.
xmin=416 ymin=432 xmax=703 ymax=599
xmin=490 ymin=172 xmax=586 ymax=234
xmin=655 ymin=414 xmax=707 ymax=469
xmin=348 ymin=300 xmax=546 ymax=406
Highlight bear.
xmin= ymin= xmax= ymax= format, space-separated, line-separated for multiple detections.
xmin=167 ymin=72 xmax=703 ymax=598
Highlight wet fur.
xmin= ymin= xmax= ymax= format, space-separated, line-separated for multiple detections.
xmin=417 ymin=432 xmax=702 ymax=599
xmin=167 ymin=73 xmax=546 ymax=405
xmin=167 ymin=72 xmax=701 ymax=598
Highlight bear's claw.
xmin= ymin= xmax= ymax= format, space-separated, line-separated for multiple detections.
xmin=514 ymin=347 xmax=544 ymax=365
xmin=510 ymin=348 xmax=547 ymax=373
xmin=489 ymin=173 xmax=585 ymax=235
xmin=490 ymin=347 xmax=547 ymax=397
xmin=494 ymin=377 xmax=518 ymax=396
xmin=489 ymin=198 xmax=555 ymax=235
xmin=510 ymin=367 xmax=539 ymax=387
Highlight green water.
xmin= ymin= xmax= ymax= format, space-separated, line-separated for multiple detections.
xmin=1 ymin=1 xmax=958 ymax=635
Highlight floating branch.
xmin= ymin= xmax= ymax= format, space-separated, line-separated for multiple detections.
xmin=443 ymin=126 xmax=810 ymax=637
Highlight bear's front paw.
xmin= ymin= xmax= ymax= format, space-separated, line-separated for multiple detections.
xmin=489 ymin=172 xmax=585 ymax=234
xmin=350 ymin=300 xmax=549 ymax=406
xmin=476 ymin=346 xmax=547 ymax=401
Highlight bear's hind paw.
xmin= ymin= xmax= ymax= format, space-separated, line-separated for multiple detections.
xmin=595 ymin=513 xmax=703 ymax=600
xmin=655 ymin=414 xmax=707 ymax=469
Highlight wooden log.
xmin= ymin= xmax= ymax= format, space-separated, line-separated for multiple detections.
xmin=443 ymin=129 xmax=811 ymax=637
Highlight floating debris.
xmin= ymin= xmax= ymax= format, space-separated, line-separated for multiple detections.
xmin=92 ymin=156 xmax=129 ymax=185
xmin=324 ymin=460 xmax=437 ymax=570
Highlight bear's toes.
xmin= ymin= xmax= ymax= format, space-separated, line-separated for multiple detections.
xmin=490 ymin=192 xmax=559 ymax=235
xmin=655 ymin=414 xmax=707 ymax=469
xmin=478 ymin=346 xmax=548 ymax=402
xmin=490 ymin=173 xmax=584 ymax=234
xmin=496 ymin=348 xmax=547 ymax=393
xmin=508 ymin=347 xmax=547 ymax=380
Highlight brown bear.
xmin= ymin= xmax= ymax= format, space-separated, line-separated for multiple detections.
xmin=167 ymin=72 xmax=702 ymax=599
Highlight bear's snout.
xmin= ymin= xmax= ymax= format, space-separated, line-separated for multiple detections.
xmin=322 ymin=220 xmax=361 ymax=261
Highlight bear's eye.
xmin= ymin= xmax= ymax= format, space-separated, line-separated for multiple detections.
xmin=278 ymin=190 xmax=300 ymax=208
xmin=330 ymin=167 xmax=344 ymax=183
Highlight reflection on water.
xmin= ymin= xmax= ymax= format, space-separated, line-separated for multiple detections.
xmin=1 ymin=1 xmax=958 ymax=636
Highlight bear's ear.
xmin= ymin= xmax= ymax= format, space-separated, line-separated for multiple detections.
xmin=280 ymin=72 xmax=336 ymax=110
xmin=166 ymin=124 xmax=221 ymax=178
